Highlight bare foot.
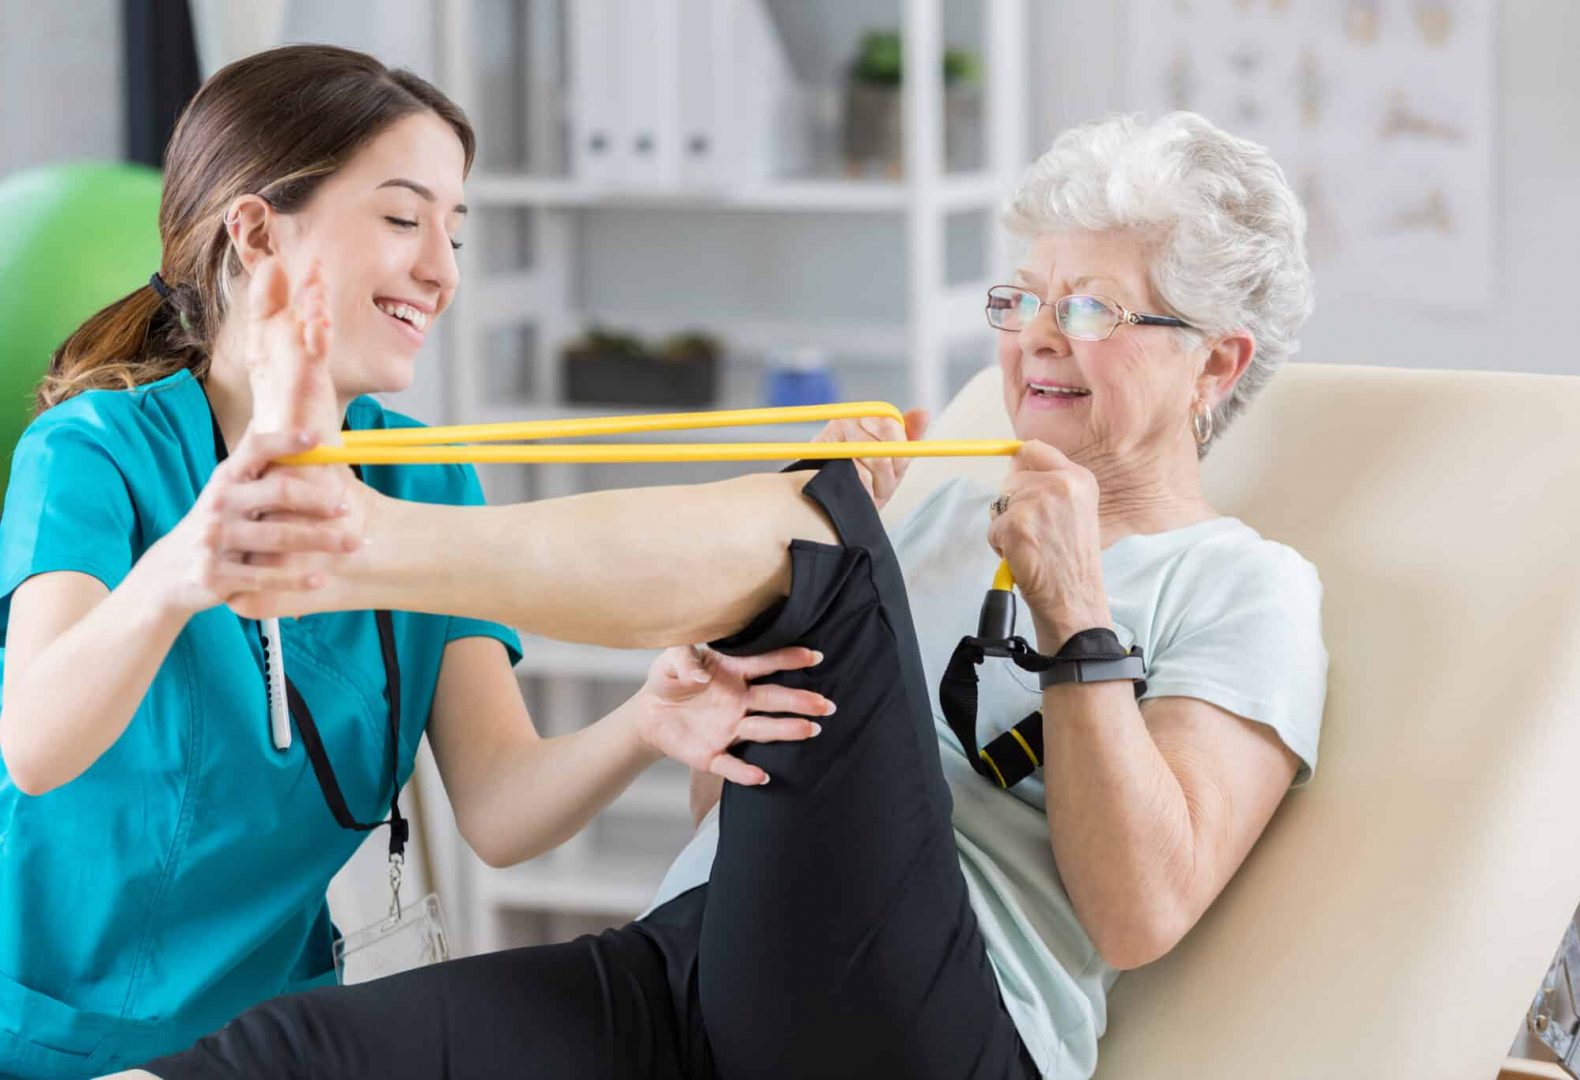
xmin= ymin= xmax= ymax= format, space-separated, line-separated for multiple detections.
xmin=244 ymin=257 xmax=340 ymax=443
xmin=225 ymin=257 xmax=367 ymax=622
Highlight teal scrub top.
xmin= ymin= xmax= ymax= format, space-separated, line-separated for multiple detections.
xmin=0 ymin=370 xmax=522 ymax=1078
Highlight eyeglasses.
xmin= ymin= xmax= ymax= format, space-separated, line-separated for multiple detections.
xmin=984 ymin=285 xmax=1194 ymax=340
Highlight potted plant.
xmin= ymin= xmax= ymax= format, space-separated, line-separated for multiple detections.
xmin=842 ymin=31 xmax=982 ymax=178
xmin=561 ymin=326 xmax=721 ymax=407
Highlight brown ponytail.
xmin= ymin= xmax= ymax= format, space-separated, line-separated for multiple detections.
xmin=35 ymin=44 xmax=475 ymax=414
xmin=36 ymin=285 xmax=187 ymax=410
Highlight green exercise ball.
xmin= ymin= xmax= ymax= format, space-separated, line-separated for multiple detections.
xmin=0 ymin=162 xmax=163 ymax=493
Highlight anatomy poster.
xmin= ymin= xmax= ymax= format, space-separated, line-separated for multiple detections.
xmin=1127 ymin=0 xmax=1496 ymax=307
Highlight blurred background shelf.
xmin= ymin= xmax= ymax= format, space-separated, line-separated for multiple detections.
xmin=512 ymin=633 xmax=659 ymax=680
xmin=468 ymin=170 xmax=1007 ymax=211
xmin=430 ymin=0 xmax=1029 ymax=954
xmin=488 ymin=846 xmax=685 ymax=916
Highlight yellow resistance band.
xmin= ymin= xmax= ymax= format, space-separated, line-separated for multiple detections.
xmin=278 ymin=401 xmax=1020 ymax=468
xmin=278 ymin=401 xmax=1023 ymax=588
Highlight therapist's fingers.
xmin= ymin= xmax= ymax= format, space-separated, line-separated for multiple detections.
xmin=220 ymin=519 xmax=362 ymax=556
xmin=708 ymin=752 xmax=769 ymax=787
xmin=224 ymin=475 xmax=353 ymax=521
xmin=214 ymin=562 xmax=327 ymax=596
xmin=730 ymin=645 xmax=823 ymax=680
xmin=206 ymin=552 xmax=327 ymax=593
xmin=735 ymin=715 xmax=822 ymax=744
xmin=222 ymin=429 xmax=318 ymax=482
xmin=743 ymin=683 xmax=835 ymax=720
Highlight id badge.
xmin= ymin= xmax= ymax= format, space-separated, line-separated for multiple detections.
xmin=333 ymin=858 xmax=450 ymax=985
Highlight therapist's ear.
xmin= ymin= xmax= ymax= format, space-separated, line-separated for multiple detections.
xmin=223 ymin=194 xmax=280 ymax=277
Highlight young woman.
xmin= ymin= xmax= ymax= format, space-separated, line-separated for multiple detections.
xmin=0 ymin=45 xmax=830 ymax=1078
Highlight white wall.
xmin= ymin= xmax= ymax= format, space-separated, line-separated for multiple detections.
xmin=0 ymin=0 xmax=121 ymax=176
xmin=1032 ymin=1 xmax=1580 ymax=378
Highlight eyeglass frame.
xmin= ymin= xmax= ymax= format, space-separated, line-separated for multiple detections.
xmin=984 ymin=285 xmax=1195 ymax=340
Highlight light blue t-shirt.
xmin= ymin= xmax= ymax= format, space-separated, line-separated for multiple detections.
xmin=0 ymin=370 xmax=521 ymax=1078
xmin=649 ymin=475 xmax=1327 ymax=1079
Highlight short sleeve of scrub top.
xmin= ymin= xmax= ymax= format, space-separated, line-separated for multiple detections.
xmin=0 ymin=408 xmax=139 ymax=632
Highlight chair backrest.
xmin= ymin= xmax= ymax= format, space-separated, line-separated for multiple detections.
xmin=884 ymin=363 xmax=1580 ymax=1079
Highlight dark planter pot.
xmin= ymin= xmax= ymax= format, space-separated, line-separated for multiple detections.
xmin=562 ymin=350 xmax=719 ymax=408
xmin=842 ymin=81 xmax=983 ymax=177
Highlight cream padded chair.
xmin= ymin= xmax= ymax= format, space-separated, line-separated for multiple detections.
xmin=882 ymin=362 xmax=1580 ymax=1080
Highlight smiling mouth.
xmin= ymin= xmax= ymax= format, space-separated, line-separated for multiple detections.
xmin=1026 ymin=381 xmax=1090 ymax=399
xmin=374 ymin=299 xmax=429 ymax=332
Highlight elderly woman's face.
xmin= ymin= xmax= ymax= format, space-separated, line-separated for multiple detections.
xmin=998 ymin=230 xmax=1198 ymax=465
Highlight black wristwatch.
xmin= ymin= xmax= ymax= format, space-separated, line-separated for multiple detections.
xmin=1034 ymin=627 xmax=1147 ymax=690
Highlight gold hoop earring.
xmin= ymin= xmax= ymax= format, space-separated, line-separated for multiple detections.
xmin=1192 ymin=399 xmax=1215 ymax=446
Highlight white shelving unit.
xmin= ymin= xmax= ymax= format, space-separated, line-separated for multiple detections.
xmin=433 ymin=0 xmax=1028 ymax=955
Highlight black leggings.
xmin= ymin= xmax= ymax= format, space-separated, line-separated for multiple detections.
xmin=144 ymin=461 xmax=1038 ymax=1080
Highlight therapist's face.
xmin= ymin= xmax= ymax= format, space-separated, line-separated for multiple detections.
xmin=266 ymin=110 xmax=467 ymax=400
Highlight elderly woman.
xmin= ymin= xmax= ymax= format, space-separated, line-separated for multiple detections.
xmin=130 ymin=111 xmax=1325 ymax=1080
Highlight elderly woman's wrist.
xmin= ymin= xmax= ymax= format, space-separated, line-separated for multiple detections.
xmin=1031 ymin=601 xmax=1114 ymax=653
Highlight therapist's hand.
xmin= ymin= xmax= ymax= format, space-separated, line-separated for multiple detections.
xmin=143 ymin=428 xmax=362 ymax=618
xmin=810 ymin=407 xmax=928 ymax=510
xmin=635 ymin=645 xmax=834 ymax=787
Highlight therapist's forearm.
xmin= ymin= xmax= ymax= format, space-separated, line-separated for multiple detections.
xmin=0 ymin=566 xmax=189 ymax=796
xmin=461 ymin=697 xmax=663 ymax=867
xmin=301 ymin=471 xmax=837 ymax=648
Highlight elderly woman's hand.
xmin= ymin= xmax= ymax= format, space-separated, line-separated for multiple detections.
xmin=810 ymin=408 xmax=928 ymax=510
xmin=987 ymin=440 xmax=1113 ymax=648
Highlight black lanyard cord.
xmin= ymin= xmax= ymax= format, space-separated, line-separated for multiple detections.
xmin=283 ymin=610 xmax=408 ymax=858
xmin=206 ymin=395 xmax=408 ymax=859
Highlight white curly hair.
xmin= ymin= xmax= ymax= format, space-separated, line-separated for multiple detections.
xmin=1003 ymin=111 xmax=1314 ymax=453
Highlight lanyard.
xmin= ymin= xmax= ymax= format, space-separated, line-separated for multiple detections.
xmin=206 ymin=401 xmax=409 ymax=862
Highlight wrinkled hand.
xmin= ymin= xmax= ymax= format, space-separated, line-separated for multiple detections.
xmin=986 ymin=440 xmax=1111 ymax=645
xmin=636 ymin=644 xmax=835 ymax=787
xmin=810 ymin=408 xmax=928 ymax=510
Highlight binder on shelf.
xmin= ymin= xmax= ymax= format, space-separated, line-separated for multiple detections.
xmin=616 ymin=0 xmax=681 ymax=184
xmin=676 ymin=0 xmax=727 ymax=186
xmin=567 ymin=0 xmax=805 ymax=187
xmin=569 ymin=0 xmax=624 ymax=182
xmin=723 ymin=0 xmax=806 ymax=183
xmin=523 ymin=0 xmax=567 ymax=176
